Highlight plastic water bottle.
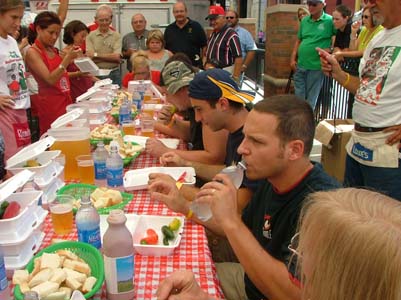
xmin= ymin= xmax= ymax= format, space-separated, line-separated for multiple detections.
xmin=191 ymin=160 xmax=247 ymax=222
xmin=106 ymin=141 xmax=124 ymax=190
xmin=119 ymin=97 xmax=131 ymax=124
xmin=93 ymin=142 xmax=108 ymax=186
xmin=0 ymin=248 xmax=10 ymax=300
xmin=76 ymin=195 xmax=102 ymax=249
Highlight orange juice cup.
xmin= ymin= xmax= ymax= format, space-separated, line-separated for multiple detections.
xmin=49 ymin=195 xmax=74 ymax=235
xmin=122 ymin=120 xmax=136 ymax=135
xmin=141 ymin=118 xmax=154 ymax=137
xmin=76 ymin=155 xmax=95 ymax=184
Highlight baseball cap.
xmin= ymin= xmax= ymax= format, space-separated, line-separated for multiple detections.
xmin=161 ymin=61 xmax=195 ymax=95
xmin=188 ymin=69 xmax=255 ymax=104
xmin=205 ymin=5 xmax=225 ymax=20
xmin=307 ymin=0 xmax=326 ymax=3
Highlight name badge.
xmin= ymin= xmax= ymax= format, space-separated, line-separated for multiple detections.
xmin=351 ymin=142 xmax=373 ymax=161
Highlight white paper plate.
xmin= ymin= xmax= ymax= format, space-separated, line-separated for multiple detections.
xmin=123 ymin=167 xmax=195 ymax=191
xmin=123 ymin=135 xmax=179 ymax=149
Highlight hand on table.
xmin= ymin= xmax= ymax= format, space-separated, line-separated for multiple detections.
xmin=0 ymin=94 xmax=15 ymax=110
xmin=195 ymin=174 xmax=240 ymax=228
xmin=148 ymin=173 xmax=189 ymax=214
xmin=146 ymin=138 xmax=169 ymax=158
xmin=160 ymin=151 xmax=188 ymax=167
xmin=384 ymin=124 xmax=401 ymax=147
xmin=156 ymin=269 xmax=210 ymax=300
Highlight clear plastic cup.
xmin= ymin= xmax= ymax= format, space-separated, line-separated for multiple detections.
xmin=121 ymin=120 xmax=136 ymax=135
xmin=140 ymin=118 xmax=154 ymax=137
xmin=76 ymin=155 xmax=95 ymax=184
xmin=49 ymin=194 xmax=74 ymax=235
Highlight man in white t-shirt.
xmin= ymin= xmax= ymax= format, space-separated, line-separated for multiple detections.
xmin=319 ymin=0 xmax=401 ymax=201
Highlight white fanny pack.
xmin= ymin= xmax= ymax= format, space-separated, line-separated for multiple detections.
xmin=346 ymin=130 xmax=400 ymax=168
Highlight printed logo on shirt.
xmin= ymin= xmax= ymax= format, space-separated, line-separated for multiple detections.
xmin=351 ymin=142 xmax=373 ymax=161
xmin=262 ymin=214 xmax=272 ymax=240
xmin=356 ymin=46 xmax=401 ymax=106
xmin=12 ymin=122 xmax=31 ymax=147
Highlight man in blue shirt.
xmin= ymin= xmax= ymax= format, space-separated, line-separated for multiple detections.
xmin=225 ymin=10 xmax=257 ymax=77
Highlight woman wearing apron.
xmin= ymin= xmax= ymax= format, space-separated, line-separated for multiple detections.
xmin=25 ymin=11 xmax=81 ymax=135
xmin=0 ymin=0 xmax=31 ymax=161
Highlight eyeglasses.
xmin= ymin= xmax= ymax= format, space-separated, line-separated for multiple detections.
xmin=288 ymin=232 xmax=300 ymax=257
xmin=362 ymin=15 xmax=370 ymax=19
xmin=226 ymin=16 xmax=235 ymax=20
xmin=287 ymin=233 xmax=301 ymax=275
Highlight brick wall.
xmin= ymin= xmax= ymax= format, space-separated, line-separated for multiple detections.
xmin=264 ymin=4 xmax=301 ymax=96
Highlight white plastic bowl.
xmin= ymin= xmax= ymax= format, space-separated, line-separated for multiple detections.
xmin=132 ymin=215 xmax=184 ymax=256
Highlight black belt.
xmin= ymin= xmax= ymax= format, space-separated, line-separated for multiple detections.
xmin=354 ymin=123 xmax=389 ymax=132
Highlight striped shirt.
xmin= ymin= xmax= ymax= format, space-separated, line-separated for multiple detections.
xmin=206 ymin=25 xmax=242 ymax=68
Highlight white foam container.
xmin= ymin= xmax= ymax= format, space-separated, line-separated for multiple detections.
xmin=6 ymin=150 xmax=61 ymax=176
xmin=132 ymin=215 xmax=184 ymax=256
xmin=123 ymin=135 xmax=179 ymax=149
xmin=0 ymin=191 xmax=46 ymax=244
xmin=33 ymin=161 xmax=64 ymax=189
xmin=87 ymin=99 xmax=109 ymax=113
xmin=100 ymin=214 xmax=184 ymax=256
xmin=123 ymin=167 xmax=196 ymax=191
xmin=4 ymin=230 xmax=45 ymax=276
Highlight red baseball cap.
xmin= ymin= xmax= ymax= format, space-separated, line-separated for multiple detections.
xmin=205 ymin=5 xmax=225 ymax=20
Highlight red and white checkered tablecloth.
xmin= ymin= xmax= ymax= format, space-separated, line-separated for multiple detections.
xmin=29 ymin=149 xmax=224 ymax=299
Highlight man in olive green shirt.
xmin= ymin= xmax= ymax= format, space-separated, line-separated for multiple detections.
xmin=290 ymin=0 xmax=336 ymax=109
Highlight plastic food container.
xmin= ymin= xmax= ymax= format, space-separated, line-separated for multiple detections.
xmin=33 ymin=160 xmax=64 ymax=189
xmin=88 ymin=99 xmax=109 ymax=113
xmin=6 ymin=136 xmax=60 ymax=176
xmin=4 ymin=230 xmax=45 ymax=278
xmin=0 ymin=192 xmax=46 ymax=244
xmin=100 ymin=214 xmax=184 ymax=256
xmin=124 ymin=167 xmax=196 ymax=191
xmin=51 ymin=108 xmax=86 ymax=129
xmin=132 ymin=215 xmax=184 ymax=256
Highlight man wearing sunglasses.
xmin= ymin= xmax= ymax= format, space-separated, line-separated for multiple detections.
xmin=319 ymin=0 xmax=401 ymax=201
xmin=290 ymin=0 xmax=336 ymax=109
xmin=225 ymin=10 xmax=257 ymax=80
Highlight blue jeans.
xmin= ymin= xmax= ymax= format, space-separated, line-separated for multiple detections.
xmin=293 ymin=67 xmax=324 ymax=109
xmin=344 ymin=154 xmax=401 ymax=201
xmin=98 ymin=68 xmax=121 ymax=86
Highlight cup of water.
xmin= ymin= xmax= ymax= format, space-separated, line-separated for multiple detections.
xmin=191 ymin=160 xmax=247 ymax=221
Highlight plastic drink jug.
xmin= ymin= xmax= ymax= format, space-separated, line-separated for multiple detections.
xmin=47 ymin=127 xmax=91 ymax=181
xmin=103 ymin=209 xmax=134 ymax=300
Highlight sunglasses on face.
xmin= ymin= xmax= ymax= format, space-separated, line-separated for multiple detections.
xmin=226 ymin=16 xmax=235 ymax=19
xmin=362 ymin=15 xmax=370 ymax=19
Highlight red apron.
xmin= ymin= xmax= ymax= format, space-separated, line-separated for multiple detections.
xmin=32 ymin=40 xmax=72 ymax=135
